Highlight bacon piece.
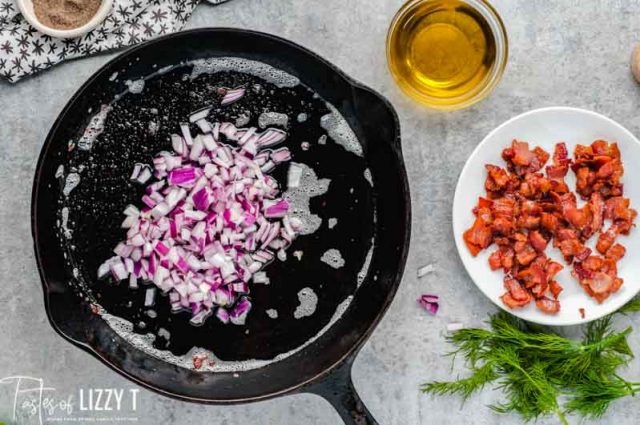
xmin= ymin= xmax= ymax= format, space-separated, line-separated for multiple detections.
xmin=516 ymin=215 xmax=541 ymax=230
xmin=596 ymin=224 xmax=619 ymax=254
xmin=473 ymin=197 xmax=493 ymax=222
xmin=554 ymin=192 xmax=592 ymax=232
xmin=546 ymin=260 xmax=563 ymax=281
xmin=583 ymin=192 xmax=605 ymax=239
xmin=549 ymin=280 xmax=563 ymax=298
xmin=605 ymin=244 xmax=626 ymax=261
xmin=558 ymin=239 xmax=591 ymax=263
xmin=492 ymin=197 xmax=517 ymax=220
xmin=488 ymin=250 xmax=502 ymax=271
xmin=573 ymin=141 xmax=624 ymax=199
xmin=575 ymin=167 xmax=595 ymax=197
xmin=504 ymin=278 xmax=530 ymax=301
xmin=488 ymin=246 xmax=515 ymax=272
xmin=545 ymin=143 xmax=571 ymax=193
xmin=536 ymin=297 xmax=560 ymax=314
xmin=517 ymin=262 xmax=547 ymax=289
xmin=519 ymin=173 xmax=552 ymax=199
xmin=501 ymin=292 xmax=532 ymax=309
xmin=605 ymin=197 xmax=638 ymax=227
xmin=515 ymin=242 xmax=537 ymax=266
xmin=592 ymin=140 xmax=621 ymax=158
xmin=529 ymin=230 xmax=548 ymax=252
xmin=552 ymin=142 xmax=571 ymax=167
xmin=541 ymin=212 xmax=560 ymax=232
xmin=586 ymin=272 xmax=614 ymax=294
xmin=485 ymin=164 xmax=515 ymax=194
xmin=463 ymin=210 xmax=493 ymax=256
xmin=573 ymin=255 xmax=624 ymax=302
xmin=502 ymin=140 xmax=549 ymax=176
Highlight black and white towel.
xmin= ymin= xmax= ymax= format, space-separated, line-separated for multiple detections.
xmin=0 ymin=0 xmax=228 ymax=82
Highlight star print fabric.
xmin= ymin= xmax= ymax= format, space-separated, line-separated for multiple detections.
xmin=0 ymin=0 xmax=228 ymax=82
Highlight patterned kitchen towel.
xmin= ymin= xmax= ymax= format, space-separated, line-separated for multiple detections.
xmin=0 ymin=0 xmax=229 ymax=83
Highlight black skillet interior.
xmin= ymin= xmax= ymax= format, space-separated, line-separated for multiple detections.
xmin=32 ymin=29 xmax=410 ymax=403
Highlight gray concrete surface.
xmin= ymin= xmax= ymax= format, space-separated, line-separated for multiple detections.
xmin=1 ymin=0 xmax=640 ymax=424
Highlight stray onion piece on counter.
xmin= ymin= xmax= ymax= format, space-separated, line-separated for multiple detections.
xmin=463 ymin=140 xmax=637 ymax=314
xmin=99 ymin=104 xmax=303 ymax=326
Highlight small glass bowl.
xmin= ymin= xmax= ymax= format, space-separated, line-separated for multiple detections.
xmin=386 ymin=0 xmax=508 ymax=110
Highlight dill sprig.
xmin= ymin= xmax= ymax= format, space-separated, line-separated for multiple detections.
xmin=421 ymin=299 xmax=640 ymax=424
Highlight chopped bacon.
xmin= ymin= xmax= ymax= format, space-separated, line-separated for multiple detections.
xmin=485 ymin=164 xmax=516 ymax=194
xmin=464 ymin=139 xmax=635 ymax=314
xmin=473 ymin=197 xmax=493 ymax=222
xmin=605 ymin=244 xmax=626 ymax=261
xmin=573 ymin=141 xmax=624 ymax=199
xmin=517 ymin=262 xmax=547 ymax=289
xmin=536 ymin=297 xmax=560 ymax=314
xmin=463 ymin=217 xmax=492 ymax=256
xmin=605 ymin=197 xmax=638 ymax=226
xmin=546 ymin=260 xmax=564 ymax=281
xmin=558 ymin=238 xmax=591 ymax=263
xmin=545 ymin=143 xmax=571 ymax=193
xmin=549 ymin=280 xmax=563 ymax=298
xmin=596 ymin=224 xmax=618 ymax=254
xmin=504 ymin=278 xmax=530 ymax=301
xmin=572 ymin=255 xmax=623 ymax=303
xmin=586 ymin=272 xmax=614 ymax=294
xmin=515 ymin=242 xmax=537 ymax=266
xmin=488 ymin=246 xmax=514 ymax=272
xmin=583 ymin=192 xmax=605 ymax=240
xmin=502 ymin=140 xmax=548 ymax=176
xmin=528 ymin=230 xmax=548 ymax=252
xmin=541 ymin=212 xmax=560 ymax=232
xmin=501 ymin=292 xmax=532 ymax=308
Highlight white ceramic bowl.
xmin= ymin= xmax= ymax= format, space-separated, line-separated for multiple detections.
xmin=453 ymin=107 xmax=640 ymax=326
xmin=16 ymin=0 xmax=112 ymax=39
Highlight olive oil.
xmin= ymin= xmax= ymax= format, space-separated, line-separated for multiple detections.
xmin=387 ymin=0 xmax=504 ymax=109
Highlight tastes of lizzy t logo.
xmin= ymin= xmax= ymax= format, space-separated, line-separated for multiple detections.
xmin=0 ymin=376 xmax=140 ymax=424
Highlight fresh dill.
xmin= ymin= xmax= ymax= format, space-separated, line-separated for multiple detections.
xmin=421 ymin=300 xmax=640 ymax=423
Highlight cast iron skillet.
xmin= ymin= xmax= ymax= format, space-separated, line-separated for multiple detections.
xmin=31 ymin=29 xmax=410 ymax=425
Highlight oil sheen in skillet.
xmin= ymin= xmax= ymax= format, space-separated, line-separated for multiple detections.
xmin=54 ymin=57 xmax=376 ymax=371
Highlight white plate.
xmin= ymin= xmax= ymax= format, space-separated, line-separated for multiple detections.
xmin=453 ymin=107 xmax=640 ymax=326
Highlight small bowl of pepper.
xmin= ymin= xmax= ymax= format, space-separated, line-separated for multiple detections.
xmin=17 ymin=0 xmax=113 ymax=39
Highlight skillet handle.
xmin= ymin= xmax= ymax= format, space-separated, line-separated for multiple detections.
xmin=303 ymin=357 xmax=379 ymax=425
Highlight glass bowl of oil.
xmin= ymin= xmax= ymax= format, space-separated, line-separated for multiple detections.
xmin=386 ymin=0 xmax=508 ymax=110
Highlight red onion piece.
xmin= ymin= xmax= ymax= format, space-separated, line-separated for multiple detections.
xmin=221 ymin=87 xmax=246 ymax=106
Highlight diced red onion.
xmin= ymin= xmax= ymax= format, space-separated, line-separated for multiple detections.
xmin=271 ymin=148 xmax=291 ymax=164
xmin=418 ymin=294 xmax=439 ymax=315
xmin=130 ymin=163 xmax=142 ymax=181
xmin=145 ymin=288 xmax=156 ymax=306
xmin=99 ymin=115 xmax=299 ymax=325
xmin=221 ymin=87 xmax=246 ymax=106
xmin=258 ymin=129 xmax=286 ymax=148
xmin=180 ymin=123 xmax=193 ymax=146
xmin=229 ymin=297 xmax=251 ymax=325
xmin=287 ymin=163 xmax=303 ymax=188
xmin=216 ymin=307 xmax=230 ymax=324
xmin=252 ymin=271 xmax=269 ymax=284
xmin=189 ymin=107 xmax=211 ymax=124
xmin=136 ymin=166 xmax=152 ymax=184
